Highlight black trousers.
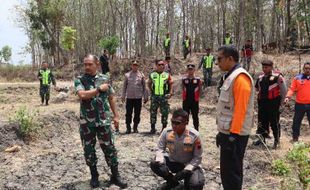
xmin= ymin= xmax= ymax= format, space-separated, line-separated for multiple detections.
xmin=257 ymin=98 xmax=281 ymax=140
xmin=125 ymin=98 xmax=142 ymax=126
xmin=183 ymin=100 xmax=199 ymax=130
xmin=218 ymin=133 xmax=249 ymax=190
xmin=150 ymin=157 xmax=205 ymax=190
xmin=292 ymin=103 xmax=310 ymax=138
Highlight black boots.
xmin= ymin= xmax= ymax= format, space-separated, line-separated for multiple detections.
xmin=126 ymin=124 xmax=131 ymax=134
xmin=89 ymin=166 xmax=99 ymax=188
xmin=150 ymin=124 xmax=156 ymax=134
xmin=133 ymin=123 xmax=138 ymax=133
xmin=45 ymin=99 xmax=49 ymax=106
xmin=110 ymin=165 xmax=127 ymax=188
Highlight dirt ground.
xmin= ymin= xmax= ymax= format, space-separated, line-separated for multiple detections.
xmin=0 ymin=53 xmax=309 ymax=190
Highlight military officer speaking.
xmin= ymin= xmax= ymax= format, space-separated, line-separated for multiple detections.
xmin=150 ymin=108 xmax=205 ymax=190
xmin=74 ymin=54 xmax=127 ymax=189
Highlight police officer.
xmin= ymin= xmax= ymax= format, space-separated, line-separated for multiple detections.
xmin=183 ymin=35 xmax=191 ymax=60
xmin=163 ymin=33 xmax=171 ymax=58
xmin=121 ymin=60 xmax=148 ymax=134
xmin=74 ymin=54 xmax=127 ymax=189
xmin=150 ymin=108 xmax=205 ymax=190
xmin=198 ymin=48 xmax=215 ymax=88
xmin=182 ymin=64 xmax=202 ymax=130
xmin=38 ymin=61 xmax=56 ymax=105
xmin=254 ymin=60 xmax=287 ymax=149
xmin=148 ymin=59 xmax=173 ymax=134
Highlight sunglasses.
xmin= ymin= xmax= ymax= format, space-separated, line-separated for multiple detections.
xmin=157 ymin=64 xmax=165 ymax=66
xmin=171 ymin=120 xmax=184 ymax=125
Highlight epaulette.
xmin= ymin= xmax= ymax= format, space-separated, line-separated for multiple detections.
xmin=188 ymin=127 xmax=199 ymax=137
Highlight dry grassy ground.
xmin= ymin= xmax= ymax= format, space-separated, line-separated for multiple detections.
xmin=0 ymin=53 xmax=309 ymax=190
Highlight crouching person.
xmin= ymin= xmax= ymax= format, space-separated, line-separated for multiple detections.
xmin=150 ymin=108 xmax=205 ymax=190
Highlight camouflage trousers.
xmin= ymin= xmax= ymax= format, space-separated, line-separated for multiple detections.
xmin=80 ymin=124 xmax=118 ymax=167
xmin=150 ymin=95 xmax=170 ymax=125
xmin=39 ymin=85 xmax=50 ymax=101
xmin=203 ymin=69 xmax=213 ymax=87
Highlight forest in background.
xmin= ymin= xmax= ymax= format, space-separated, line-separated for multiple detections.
xmin=14 ymin=0 xmax=310 ymax=67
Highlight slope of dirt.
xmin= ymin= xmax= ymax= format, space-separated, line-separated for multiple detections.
xmin=0 ymin=53 xmax=309 ymax=190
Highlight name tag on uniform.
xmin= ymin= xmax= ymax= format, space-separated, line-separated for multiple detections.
xmin=193 ymin=79 xmax=197 ymax=84
xmin=270 ymin=76 xmax=275 ymax=81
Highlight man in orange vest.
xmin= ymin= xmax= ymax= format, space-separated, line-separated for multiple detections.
xmin=253 ymin=60 xmax=287 ymax=149
xmin=216 ymin=45 xmax=254 ymax=190
xmin=285 ymin=62 xmax=310 ymax=142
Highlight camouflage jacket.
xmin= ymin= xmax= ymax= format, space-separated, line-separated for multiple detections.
xmin=74 ymin=73 xmax=114 ymax=127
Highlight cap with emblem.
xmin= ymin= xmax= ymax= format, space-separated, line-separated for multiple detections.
xmin=261 ymin=60 xmax=273 ymax=66
xmin=187 ymin=64 xmax=195 ymax=69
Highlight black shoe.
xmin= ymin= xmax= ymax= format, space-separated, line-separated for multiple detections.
xmin=253 ymin=139 xmax=265 ymax=146
xmin=133 ymin=124 xmax=138 ymax=133
xmin=292 ymin=136 xmax=299 ymax=143
xmin=45 ymin=100 xmax=49 ymax=106
xmin=89 ymin=166 xmax=99 ymax=188
xmin=125 ymin=125 xmax=131 ymax=134
xmin=273 ymin=140 xmax=279 ymax=149
xmin=110 ymin=165 xmax=127 ymax=189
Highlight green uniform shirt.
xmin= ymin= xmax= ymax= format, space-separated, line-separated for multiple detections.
xmin=74 ymin=73 xmax=114 ymax=127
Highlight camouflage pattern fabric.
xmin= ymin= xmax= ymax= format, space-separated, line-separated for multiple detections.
xmin=150 ymin=95 xmax=170 ymax=125
xmin=74 ymin=73 xmax=117 ymax=167
xmin=40 ymin=85 xmax=50 ymax=100
xmin=80 ymin=124 xmax=117 ymax=167
xmin=203 ymin=69 xmax=213 ymax=87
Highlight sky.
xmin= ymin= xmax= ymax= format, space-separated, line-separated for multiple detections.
xmin=0 ymin=0 xmax=30 ymax=65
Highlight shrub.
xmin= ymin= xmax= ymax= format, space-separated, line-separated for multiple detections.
xmin=272 ymin=159 xmax=291 ymax=176
xmin=9 ymin=107 xmax=40 ymax=140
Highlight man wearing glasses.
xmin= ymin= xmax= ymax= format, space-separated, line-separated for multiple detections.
xmin=215 ymin=46 xmax=254 ymax=190
xmin=150 ymin=108 xmax=205 ymax=190
xmin=148 ymin=59 xmax=173 ymax=134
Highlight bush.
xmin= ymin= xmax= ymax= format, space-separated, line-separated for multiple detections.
xmin=0 ymin=64 xmax=36 ymax=81
xmin=98 ymin=36 xmax=120 ymax=55
xmin=9 ymin=107 xmax=40 ymax=140
xmin=272 ymin=159 xmax=291 ymax=176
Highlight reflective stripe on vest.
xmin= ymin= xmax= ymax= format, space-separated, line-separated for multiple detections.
xmin=40 ymin=69 xmax=50 ymax=85
xmin=204 ymin=55 xmax=214 ymax=69
xmin=225 ymin=37 xmax=231 ymax=45
xmin=151 ymin=72 xmax=169 ymax=95
xmin=165 ymin=38 xmax=170 ymax=47
xmin=185 ymin=40 xmax=190 ymax=48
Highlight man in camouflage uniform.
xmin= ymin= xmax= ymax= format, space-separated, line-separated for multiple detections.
xmin=38 ymin=61 xmax=56 ymax=105
xmin=148 ymin=59 xmax=173 ymax=134
xmin=150 ymin=108 xmax=205 ymax=190
xmin=74 ymin=54 xmax=127 ymax=189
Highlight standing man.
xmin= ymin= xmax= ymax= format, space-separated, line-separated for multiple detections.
xmin=241 ymin=40 xmax=253 ymax=71
xmin=215 ymin=46 xmax=254 ymax=190
xmin=74 ymin=54 xmax=127 ymax=189
xmin=148 ymin=60 xmax=173 ymax=134
xmin=150 ymin=108 xmax=205 ymax=190
xmin=224 ymin=33 xmax=233 ymax=45
xmin=182 ymin=64 xmax=202 ymax=130
xmin=183 ymin=35 xmax=191 ymax=60
xmin=163 ymin=33 xmax=171 ymax=58
xmin=164 ymin=56 xmax=172 ymax=75
xmin=253 ymin=60 xmax=287 ymax=149
xmin=285 ymin=62 xmax=310 ymax=142
xmin=198 ymin=48 xmax=215 ymax=88
xmin=38 ymin=61 xmax=56 ymax=106
xmin=121 ymin=60 xmax=148 ymax=134
xmin=100 ymin=49 xmax=110 ymax=75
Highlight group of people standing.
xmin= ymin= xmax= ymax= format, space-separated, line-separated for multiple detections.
xmin=36 ymin=37 xmax=309 ymax=189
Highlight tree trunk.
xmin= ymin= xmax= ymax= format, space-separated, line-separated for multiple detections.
xmin=133 ymin=0 xmax=146 ymax=57
xmin=255 ymin=0 xmax=262 ymax=52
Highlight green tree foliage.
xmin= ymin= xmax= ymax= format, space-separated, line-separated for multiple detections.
xmin=0 ymin=45 xmax=12 ymax=63
xmin=61 ymin=26 xmax=77 ymax=51
xmin=98 ymin=36 xmax=120 ymax=55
